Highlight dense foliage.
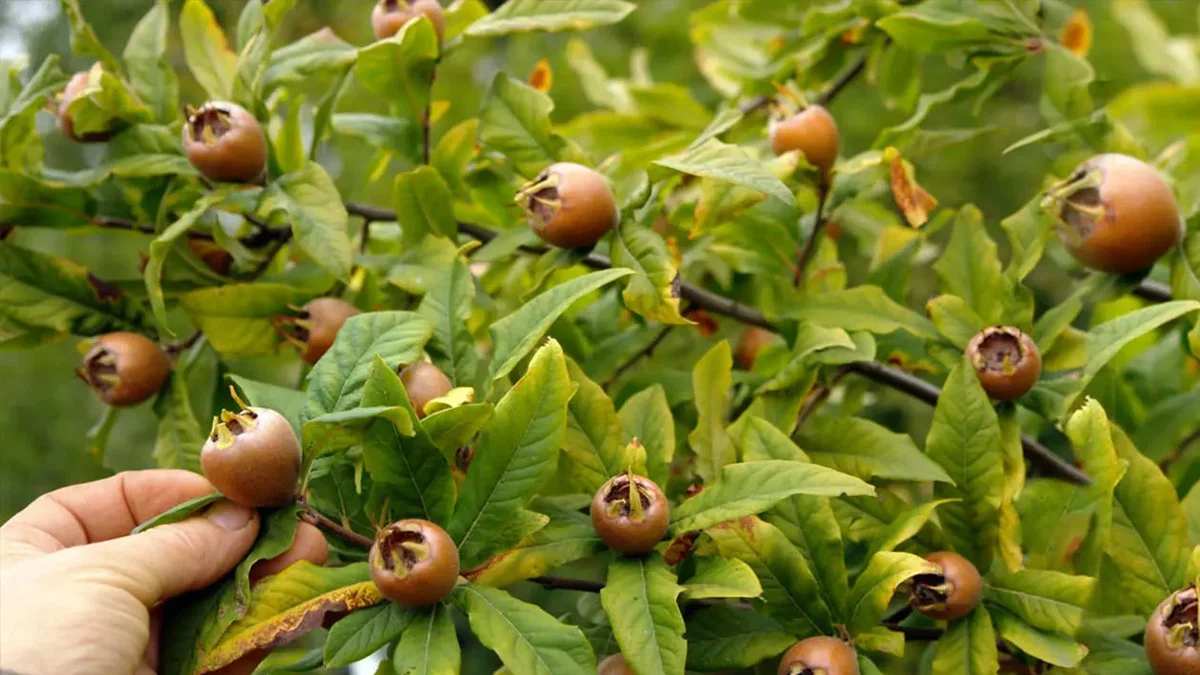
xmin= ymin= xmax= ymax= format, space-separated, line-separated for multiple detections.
xmin=4 ymin=0 xmax=1200 ymax=673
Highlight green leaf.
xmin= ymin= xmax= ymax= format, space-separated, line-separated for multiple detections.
xmin=181 ymin=283 xmax=306 ymax=356
xmin=59 ymin=0 xmax=121 ymax=74
xmin=785 ymin=285 xmax=938 ymax=340
xmin=449 ymin=340 xmax=572 ymax=568
xmin=393 ymin=605 xmax=461 ymax=675
xmin=845 ymin=551 xmax=939 ymax=636
xmin=561 ymin=359 xmax=627 ymax=492
xmin=671 ymin=460 xmax=873 ymax=533
xmin=228 ymin=375 xmax=306 ymax=435
xmin=466 ymin=0 xmax=636 ymax=36
xmin=152 ymin=372 xmax=205 ymax=472
xmin=123 ymin=0 xmax=178 ymax=122
xmin=1061 ymin=399 xmax=1125 ymax=575
xmin=488 ymin=269 xmax=632 ymax=382
xmin=262 ymin=162 xmax=353 ymax=280
xmin=867 ymin=499 xmax=956 ymax=557
xmin=0 ymin=170 xmax=94 ymax=228
xmin=303 ymin=311 xmax=434 ymax=419
xmin=422 ymin=402 xmax=494 ymax=456
xmin=468 ymin=508 xmax=604 ymax=587
xmin=796 ymin=415 xmax=954 ymax=484
xmin=394 ymin=166 xmax=458 ymax=244
xmin=689 ymin=341 xmax=736 ymax=483
xmin=932 ymin=205 xmax=1015 ymax=325
xmin=756 ymin=323 xmax=855 ymax=394
xmin=324 ymin=604 xmax=413 ymax=667
xmin=131 ymin=492 xmax=221 ymax=534
xmin=262 ymin=28 xmax=358 ymax=92
xmin=611 ymin=223 xmax=689 ymax=324
xmin=618 ymin=385 xmax=675 ymax=487
xmin=655 ymin=138 xmax=794 ymax=206
xmin=601 ymin=554 xmax=686 ymax=675
xmin=144 ymin=193 xmax=224 ymax=334
xmin=925 ymin=359 xmax=1006 ymax=569
xmin=876 ymin=4 xmax=993 ymax=53
xmin=992 ymin=607 xmax=1087 ymax=668
xmin=986 ymin=567 xmax=1094 ymax=635
xmin=684 ymin=605 xmax=794 ymax=672
xmin=927 ymin=294 xmax=985 ymax=348
xmin=453 ymin=584 xmax=596 ymax=675
xmin=180 ymin=0 xmax=238 ymax=100
xmin=0 ymin=57 xmax=66 ymax=172
xmin=417 ymin=253 xmax=480 ymax=389
xmin=354 ymin=18 xmax=438 ymax=121
xmin=930 ymin=607 xmax=999 ymax=675
xmin=680 ymin=556 xmax=762 ymax=601
xmin=479 ymin=73 xmax=565 ymax=178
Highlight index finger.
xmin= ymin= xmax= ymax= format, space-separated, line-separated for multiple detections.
xmin=1 ymin=470 xmax=218 ymax=555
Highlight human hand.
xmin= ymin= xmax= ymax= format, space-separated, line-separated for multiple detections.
xmin=0 ymin=470 xmax=327 ymax=675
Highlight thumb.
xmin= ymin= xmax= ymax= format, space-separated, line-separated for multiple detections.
xmin=73 ymin=500 xmax=260 ymax=606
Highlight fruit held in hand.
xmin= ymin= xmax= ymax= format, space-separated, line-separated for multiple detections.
xmin=201 ymin=406 xmax=301 ymax=508
xmin=769 ymin=104 xmax=839 ymax=175
xmin=1145 ymin=586 xmax=1200 ymax=675
xmin=372 ymin=0 xmax=445 ymax=42
xmin=58 ymin=71 xmax=113 ymax=143
xmin=182 ymin=101 xmax=268 ymax=183
xmin=966 ymin=326 xmax=1041 ymax=401
xmin=591 ymin=473 xmax=669 ymax=555
xmin=370 ymin=519 xmax=460 ymax=606
xmin=399 ymin=361 xmax=452 ymax=418
xmin=598 ymin=654 xmax=634 ymax=675
xmin=276 ymin=298 xmax=360 ymax=364
xmin=1046 ymin=153 xmax=1181 ymax=274
xmin=908 ymin=551 xmax=983 ymax=621
xmin=517 ymin=162 xmax=618 ymax=249
xmin=735 ymin=327 xmax=778 ymax=370
xmin=777 ymin=636 xmax=859 ymax=675
xmin=77 ymin=332 xmax=170 ymax=406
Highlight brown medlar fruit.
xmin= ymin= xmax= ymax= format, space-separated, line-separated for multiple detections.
xmin=399 ymin=361 xmax=452 ymax=418
xmin=769 ymin=104 xmax=840 ymax=175
xmin=516 ymin=162 xmax=618 ymax=249
xmin=182 ymin=101 xmax=268 ymax=183
xmin=371 ymin=0 xmax=445 ymax=42
xmin=965 ymin=326 xmax=1041 ymax=401
xmin=777 ymin=636 xmax=859 ymax=675
xmin=1145 ymin=586 xmax=1200 ymax=675
xmin=908 ymin=551 xmax=983 ymax=621
xmin=201 ymin=406 xmax=301 ymax=508
xmin=735 ymin=326 xmax=778 ymax=370
xmin=275 ymin=298 xmax=360 ymax=365
xmin=77 ymin=332 xmax=170 ymax=406
xmin=591 ymin=474 xmax=670 ymax=556
xmin=369 ymin=519 xmax=460 ymax=606
xmin=598 ymin=654 xmax=634 ymax=675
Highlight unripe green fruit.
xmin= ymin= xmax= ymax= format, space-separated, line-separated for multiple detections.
xmin=77 ymin=332 xmax=170 ymax=406
xmin=369 ymin=519 xmax=460 ymax=606
xmin=517 ymin=162 xmax=618 ymax=249
xmin=182 ymin=101 xmax=268 ymax=184
xmin=591 ymin=474 xmax=669 ymax=555
xmin=201 ymin=407 xmax=301 ymax=508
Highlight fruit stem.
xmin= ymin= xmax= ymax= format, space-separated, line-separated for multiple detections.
xmin=793 ymin=176 xmax=831 ymax=287
xmin=298 ymin=502 xmax=373 ymax=550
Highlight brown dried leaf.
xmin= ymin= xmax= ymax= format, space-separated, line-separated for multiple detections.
xmin=1060 ymin=9 xmax=1092 ymax=57
xmin=529 ymin=58 xmax=553 ymax=93
xmin=887 ymin=148 xmax=937 ymax=228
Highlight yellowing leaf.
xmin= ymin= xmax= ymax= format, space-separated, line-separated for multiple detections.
xmin=529 ymin=58 xmax=553 ymax=92
xmin=1060 ymin=9 xmax=1092 ymax=57
xmin=885 ymin=147 xmax=937 ymax=227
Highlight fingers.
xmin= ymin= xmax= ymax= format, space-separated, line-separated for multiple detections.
xmin=251 ymin=522 xmax=329 ymax=582
xmin=73 ymin=500 xmax=259 ymax=606
xmin=2 ymin=470 xmax=217 ymax=554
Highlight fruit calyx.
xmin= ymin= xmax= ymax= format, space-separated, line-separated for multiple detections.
xmin=208 ymin=404 xmax=260 ymax=450
xmin=602 ymin=473 xmax=654 ymax=521
xmin=515 ymin=170 xmax=562 ymax=229
xmin=969 ymin=326 xmax=1027 ymax=376
xmin=375 ymin=523 xmax=432 ymax=579
xmin=1161 ymin=586 xmax=1200 ymax=649
xmin=1043 ymin=166 xmax=1105 ymax=247
xmin=185 ymin=103 xmax=236 ymax=146
xmin=77 ymin=346 xmax=121 ymax=394
xmin=274 ymin=306 xmax=313 ymax=348
xmin=907 ymin=571 xmax=952 ymax=615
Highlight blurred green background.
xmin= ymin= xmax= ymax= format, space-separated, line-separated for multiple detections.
xmin=0 ymin=0 xmax=1192 ymax=522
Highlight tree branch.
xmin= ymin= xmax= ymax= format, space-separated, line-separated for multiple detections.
xmin=299 ymin=504 xmax=374 ymax=550
xmin=815 ymin=53 xmax=869 ymax=107
xmin=1134 ymin=279 xmax=1172 ymax=303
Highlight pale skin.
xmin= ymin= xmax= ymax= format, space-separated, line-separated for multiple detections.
xmin=0 ymin=470 xmax=328 ymax=675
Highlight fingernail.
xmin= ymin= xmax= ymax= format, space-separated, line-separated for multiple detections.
xmin=207 ymin=500 xmax=254 ymax=531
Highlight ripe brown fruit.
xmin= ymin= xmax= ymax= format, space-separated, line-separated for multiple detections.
xmin=1047 ymin=153 xmax=1181 ymax=274
xmin=187 ymin=238 xmax=234 ymax=276
xmin=735 ymin=327 xmax=778 ymax=370
xmin=516 ymin=162 xmax=618 ymax=249
xmin=965 ymin=326 xmax=1041 ymax=401
xmin=201 ymin=406 xmax=301 ymax=508
xmin=371 ymin=0 xmax=445 ymax=42
xmin=777 ymin=636 xmax=859 ymax=675
xmin=769 ymin=104 xmax=840 ymax=175
xmin=591 ymin=474 xmax=669 ymax=556
xmin=399 ymin=361 xmax=452 ymax=418
xmin=58 ymin=71 xmax=113 ymax=143
xmin=1145 ymin=586 xmax=1200 ymax=675
xmin=77 ymin=332 xmax=170 ymax=406
xmin=182 ymin=101 xmax=268 ymax=184
xmin=908 ymin=551 xmax=983 ymax=621
xmin=276 ymin=298 xmax=360 ymax=364
xmin=369 ymin=519 xmax=460 ymax=606
xmin=598 ymin=654 xmax=634 ymax=675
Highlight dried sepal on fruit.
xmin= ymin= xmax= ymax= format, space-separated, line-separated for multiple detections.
xmin=369 ymin=519 xmax=460 ymax=606
xmin=965 ymin=326 xmax=1042 ymax=401
xmin=906 ymin=551 xmax=983 ymax=621
xmin=591 ymin=473 xmax=670 ymax=555
xmin=200 ymin=396 xmax=301 ymax=508
xmin=776 ymin=636 xmax=859 ymax=675
xmin=516 ymin=162 xmax=618 ymax=249
xmin=398 ymin=361 xmax=452 ymax=418
xmin=1145 ymin=586 xmax=1200 ymax=675
xmin=1044 ymin=153 xmax=1181 ymax=275
xmin=371 ymin=0 xmax=445 ymax=42
xmin=274 ymin=298 xmax=360 ymax=365
xmin=77 ymin=332 xmax=170 ymax=407
xmin=182 ymin=101 xmax=268 ymax=184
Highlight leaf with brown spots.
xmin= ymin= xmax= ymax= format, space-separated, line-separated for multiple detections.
xmin=195 ymin=562 xmax=383 ymax=674
xmin=529 ymin=58 xmax=553 ymax=93
xmin=886 ymin=147 xmax=937 ymax=228
xmin=1059 ymin=9 xmax=1092 ymax=57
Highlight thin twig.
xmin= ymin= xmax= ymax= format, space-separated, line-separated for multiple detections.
xmin=300 ymin=504 xmax=374 ymax=550
xmin=794 ymin=178 xmax=831 ymax=286
xmin=360 ymin=218 xmax=374 ymax=254
xmin=529 ymin=576 xmax=604 ymax=593
xmin=604 ymin=325 xmax=673 ymax=388
xmin=165 ymin=331 xmax=203 ymax=355
xmin=795 ymin=366 xmax=850 ymax=428
xmin=815 ymin=53 xmax=869 ymax=107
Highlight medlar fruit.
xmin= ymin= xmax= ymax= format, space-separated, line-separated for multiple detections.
xmin=369 ymin=519 xmax=460 ymax=606
xmin=591 ymin=473 xmax=669 ymax=555
xmin=1046 ymin=153 xmax=1181 ymax=275
xmin=965 ymin=326 xmax=1041 ymax=401
xmin=516 ymin=162 xmax=618 ymax=249
xmin=371 ymin=0 xmax=445 ymax=42
xmin=908 ymin=551 xmax=983 ymax=621
xmin=598 ymin=654 xmax=634 ymax=675
xmin=399 ymin=361 xmax=452 ymax=418
xmin=58 ymin=71 xmax=113 ymax=143
xmin=187 ymin=238 xmax=234 ymax=276
xmin=276 ymin=298 xmax=360 ymax=364
xmin=77 ymin=332 xmax=170 ymax=406
xmin=201 ymin=406 xmax=301 ymax=508
xmin=735 ymin=326 xmax=778 ymax=370
xmin=1145 ymin=585 xmax=1200 ymax=675
xmin=777 ymin=636 xmax=859 ymax=675
xmin=769 ymin=104 xmax=840 ymax=175
xmin=182 ymin=101 xmax=268 ymax=184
